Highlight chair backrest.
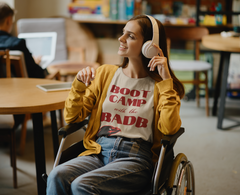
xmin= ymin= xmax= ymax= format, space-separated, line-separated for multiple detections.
xmin=17 ymin=18 xmax=67 ymax=63
xmin=9 ymin=51 xmax=28 ymax=77
xmin=164 ymin=26 xmax=209 ymax=60
xmin=0 ymin=49 xmax=10 ymax=78
xmin=0 ymin=49 xmax=28 ymax=78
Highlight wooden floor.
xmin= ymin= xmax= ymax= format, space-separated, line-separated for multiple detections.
xmin=0 ymin=98 xmax=240 ymax=195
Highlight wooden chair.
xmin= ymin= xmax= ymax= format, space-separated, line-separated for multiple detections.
xmin=0 ymin=49 xmax=18 ymax=188
xmin=165 ymin=26 xmax=212 ymax=116
xmin=0 ymin=50 xmax=11 ymax=77
xmin=0 ymin=50 xmax=62 ymax=188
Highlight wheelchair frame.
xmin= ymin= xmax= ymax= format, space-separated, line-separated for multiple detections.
xmin=43 ymin=120 xmax=195 ymax=195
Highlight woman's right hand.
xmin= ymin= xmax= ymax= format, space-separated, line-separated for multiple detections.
xmin=77 ymin=66 xmax=96 ymax=86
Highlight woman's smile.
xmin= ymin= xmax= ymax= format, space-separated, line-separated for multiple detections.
xmin=119 ymin=44 xmax=128 ymax=51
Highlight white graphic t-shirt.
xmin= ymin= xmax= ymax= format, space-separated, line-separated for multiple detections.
xmin=97 ymin=67 xmax=155 ymax=143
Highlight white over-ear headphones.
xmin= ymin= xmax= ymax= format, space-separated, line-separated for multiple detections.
xmin=141 ymin=15 xmax=159 ymax=59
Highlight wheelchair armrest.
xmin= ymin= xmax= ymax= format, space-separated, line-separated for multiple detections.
xmin=152 ymin=127 xmax=185 ymax=194
xmin=161 ymin=127 xmax=184 ymax=147
xmin=58 ymin=120 xmax=88 ymax=138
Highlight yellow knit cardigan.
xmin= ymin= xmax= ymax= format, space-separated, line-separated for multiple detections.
xmin=64 ymin=64 xmax=182 ymax=164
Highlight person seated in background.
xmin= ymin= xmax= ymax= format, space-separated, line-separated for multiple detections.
xmin=0 ymin=2 xmax=46 ymax=78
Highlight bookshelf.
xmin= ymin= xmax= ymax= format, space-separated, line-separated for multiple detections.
xmin=196 ymin=0 xmax=240 ymax=27
xmin=70 ymin=0 xmax=239 ymax=37
xmin=73 ymin=18 xmax=127 ymax=24
xmin=76 ymin=20 xmax=232 ymax=38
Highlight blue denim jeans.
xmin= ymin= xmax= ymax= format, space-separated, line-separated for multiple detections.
xmin=47 ymin=136 xmax=153 ymax=195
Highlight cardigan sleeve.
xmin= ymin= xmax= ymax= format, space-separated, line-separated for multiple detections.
xmin=156 ymin=78 xmax=182 ymax=135
xmin=64 ymin=77 xmax=97 ymax=124
xmin=64 ymin=64 xmax=118 ymax=125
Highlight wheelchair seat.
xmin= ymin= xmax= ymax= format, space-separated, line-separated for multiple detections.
xmin=43 ymin=120 xmax=195 ymax=195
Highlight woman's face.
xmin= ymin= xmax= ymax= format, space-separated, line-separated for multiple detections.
xmin=118 ymin=20 xmax=144 ymax=59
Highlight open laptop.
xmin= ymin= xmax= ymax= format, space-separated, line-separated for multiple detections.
xmin=18 ymin=32 xmax=57 ymax=69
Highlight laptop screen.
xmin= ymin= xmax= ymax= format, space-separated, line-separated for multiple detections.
xmin=18 ymin=32 xmax=57 ymax=69
xmin=24 ymin=36 xmax=52 ymax=56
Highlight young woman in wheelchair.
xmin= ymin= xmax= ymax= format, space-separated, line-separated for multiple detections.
xmin=47 ymin=14 xmax=185 ymax=195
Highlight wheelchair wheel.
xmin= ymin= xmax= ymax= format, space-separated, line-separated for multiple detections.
xmin=166 ymin=153 xmax=195 ymax=195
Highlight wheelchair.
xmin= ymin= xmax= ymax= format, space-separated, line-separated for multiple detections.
xmin=43 ymin=120 xmax=195 ymax=195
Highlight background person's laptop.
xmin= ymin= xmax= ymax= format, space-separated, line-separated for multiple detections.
xmin=18 ymin=32 xmax=57 ymax=69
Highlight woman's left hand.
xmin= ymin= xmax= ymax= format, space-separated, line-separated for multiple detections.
xmin=147 ymin=44 xmax=171 ymax=80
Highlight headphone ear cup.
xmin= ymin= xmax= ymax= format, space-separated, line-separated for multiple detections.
xmin=142 ymin=40 xmax=159 ymax=58
xmin=142 ymin=41 xmax=151 ymax=58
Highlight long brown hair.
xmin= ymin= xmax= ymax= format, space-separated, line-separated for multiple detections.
xmin=119 ymin=15 xmax=185 ymax=99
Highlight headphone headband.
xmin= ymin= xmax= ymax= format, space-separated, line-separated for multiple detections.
xmin=145 ymin=15 xmax=159 ymax=47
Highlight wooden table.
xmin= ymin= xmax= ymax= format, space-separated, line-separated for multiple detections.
xmin=202 ymin=34 xmax=240 ymax=129
xmin=0 ymin=78 xmax=70 ymax=195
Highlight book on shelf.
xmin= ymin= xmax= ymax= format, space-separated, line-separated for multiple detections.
xmin=126 ymin=0 xmax=134 ymax=20
xmin=118 ymin=0 xmax=127 ymax=20
xmin=110 ymin=0 xmax=118 ymax=20
xmin=134 ymin=0 xmax=142 ymax=16
xmin=109 ymin=0 xmax=135 ymax=21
